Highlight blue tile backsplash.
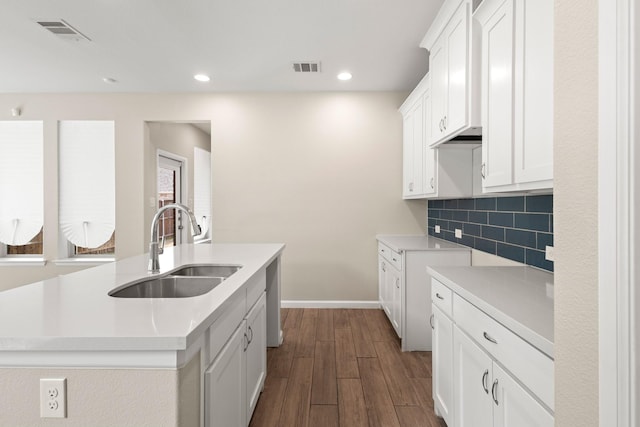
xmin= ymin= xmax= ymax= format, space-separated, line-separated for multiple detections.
xmin=428 ymin=195 xmax=554 ymax=271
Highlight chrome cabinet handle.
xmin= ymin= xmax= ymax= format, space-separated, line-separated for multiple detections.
xmin=492 ymin=379 xmax=499 ymax=405
xmin=248 ymin=326 xmax=253 ymax=344
xmin=439 ymin=119 xmax=443 ymax=132
xmin=482 ymin=369 xmax=489 ymax=394
xmin=395 ymin=278 xmax=400 ymax=289
xmin=243 ymin=333 xmax=249 ymax=352
xmin=392 ymin=257 xmax=398 ymax=262
xmin=444 ymin=115 xmax=447 ymax=130
xmin=435 ymin=293 xmax=444 ymax=300
xmin=430 ymin=314 xmax=434 ymax=330
xmin=481 ymin=163 xmax=486 ymax=179
xmin=381 ymin=262 xmax=386 ymax=272
xmin=483 ymin=332 xmax=498 ymax=344
xmin=430 ymin=177 xmax=434 ymax=189
xmin=409 ymin=182 xmax=414 ymax=192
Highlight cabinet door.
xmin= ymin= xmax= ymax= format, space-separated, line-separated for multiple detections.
xmin=492 ymin=364 xmax=554 ymax=427
xmin=432 ymin=306 xmax=455 ymax=427
xmin=205 ymin=322 xmax=247 ymax=427
xmin=387 ymin=264 xmax=402 ymax=337
xmin=429 ymin=34 xmax=447 ymax=145
xmin=411 ymin=99 xmax=425 ymax=195
xmin=513 ymin=0 xmax=554 ymax=184
xmin=246 ymin=293 xmax=267 ymax=421
xmin=481 ymin=0 xmax=515 ymax=189
xmin=453 ymin=326 xmax=493 ymax=427
xmin=422 ymin=89 xmax=436 ymax=195
xmin=378 ymin=256 xmax=386 ymax=307
xmin=444 ymin=1 xmax=470 ymax=136
xmin=402 ymin=113 xmax=415 ymax=197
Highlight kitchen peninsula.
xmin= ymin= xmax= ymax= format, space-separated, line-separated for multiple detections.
xmin=0 ymin=243 xmax=284 ymax=427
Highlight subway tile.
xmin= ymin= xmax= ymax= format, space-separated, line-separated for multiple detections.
xmin=440 ymin=210 xmax=454 ymax=220
xmin=497 ymin=243 xmax=525 ymax=263
xmin=429 ymin=200 xmax=444 ymax=209
xmin=444 ymin=199 xmax=458 ymax=209
xmin=550 ymin=215 xmax=554 ymax=232
xmin=515 ymin=213 xmax=550 ymax=232
xmin=428 ymin=217 xmax=439 ymax=228
xmin=452 ymin=210 xmax=469 ymax=222
xmin=459 ymin=234 xmax=474 ymax=247
xmin=468 ymin=211 xmax=488 ymax=224
xmin=497 ymin=196 xmax=525 ymax=212
xmin=463 ymin=223 xmax=481 ymax=237
xmin=505 ymin=229 xmax=537 ymax=248
xmin=457 ymin=199 xmax=475 ymax=210
xmin=428 ymin=208 xmax=441 ymax=219
xmin=443 ymin=230 xmax=456 ymax=242
xmin=437 ymin=220 xmax=449 ymax=230
xmin=526 ymin=195 xmax=553 ymax=213
xmin=474 ymin=238 xmax=497 ymax=254
xmin=475 ymin=197 xmax=497 ymax=211
xmin=428 ymin=228 xmax=435 ymax=236
xmin=526 ymin=249 xmax=554 ymax=272
xmin=448 ymin=221 xmax=463 ymax=232
xmin=488 ymin=212 xmax=514 ymax=227
xmin=481 ymin=225 xmax=505 ymax=241
xmin=537 ymin=233 xmax=554 ymax=250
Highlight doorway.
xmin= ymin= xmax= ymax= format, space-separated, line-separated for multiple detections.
xmin=157 ymin=151 xmax=186 ymax=247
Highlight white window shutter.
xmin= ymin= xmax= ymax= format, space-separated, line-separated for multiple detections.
xmin=193 ymin=147 xmax=211 ymax=237
xmin=0 ymin=121 xmax=43 ymax=245
xmin=59 ymin=121 xmax=115 ymax=248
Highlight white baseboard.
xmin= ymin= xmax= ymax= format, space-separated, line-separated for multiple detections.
xmin=281 ymin=300 xmax=381 ymax=309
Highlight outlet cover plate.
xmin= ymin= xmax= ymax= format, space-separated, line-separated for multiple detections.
xmin=545 ymin=245 xmax=555 ymax=262
xmin=455 ymin=229 xmax=462 ymax=239
xmin=40 ymin=378 xmax=66 ymax=418
xmin=435 ymin=225 xmax=441 ymax=234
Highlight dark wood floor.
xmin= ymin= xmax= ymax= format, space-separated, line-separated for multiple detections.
xmin=249 ymin=308 xmax=447 ymax=427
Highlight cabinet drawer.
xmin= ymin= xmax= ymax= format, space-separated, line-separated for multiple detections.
xmin=209 ymin=292 xmax=246 ymax=363
xmin=378 ymin=243 xmax=392 ymax=260
xmin=453 ymin=295 xmax=554 ymax=410
xmin=246 ymin=269 xmax=266 ymax=312
xmin=431 ymin=278 xmax=453 ymax=318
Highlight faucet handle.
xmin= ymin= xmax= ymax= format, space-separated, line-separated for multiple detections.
xmin=159 ymin=235 xmax=165 ymax=254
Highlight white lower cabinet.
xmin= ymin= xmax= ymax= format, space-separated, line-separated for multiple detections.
xmin=432 ymin=305 xmax=455 ymax=427
xmin=204 ymin=272 xmax=267 ymax=427
xmin=205 ymin=322 xmax=247 ymax=427
xmin=432 ymin=278 xmax=554 ymax=427
xmin=246 ymin=293 xmax=267 ymax=420
xmin=453 ymin=326 xmax=552 ymax=427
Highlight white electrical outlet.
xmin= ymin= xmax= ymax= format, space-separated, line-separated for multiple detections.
xmin=455 ymin=229 xmax=462 ymax=239
xmin=435 ymin=225 xmax=441 ymax=234
xmin=545 ymin=245 xmax=555 ymax=262
xmin=40 ymin=378 xmax=66 ymax=418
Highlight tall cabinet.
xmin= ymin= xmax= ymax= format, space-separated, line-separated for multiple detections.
xmin=475 ymin=0 xmax=554 ymax=192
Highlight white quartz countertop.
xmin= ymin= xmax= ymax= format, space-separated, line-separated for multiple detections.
xmin=376 ymin=234 xmax=470 ymax=252
xmin=427 ymin=266 xmax=554 ymax=358
xmin=0 ymin=243 xmax=284 ymax=353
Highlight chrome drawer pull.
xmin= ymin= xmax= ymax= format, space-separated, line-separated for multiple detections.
xmin=430 ymin=314 xmax=434 ymax=330
xmin=482 ymin=369 xmax=489 ymax=394
xmin=483 ymin=332 xmax=498 ymax=344
xmin=435 ymin=293 xmax=444 ymax=300
xmin=492 ymin=379 xmax=499 ymax=405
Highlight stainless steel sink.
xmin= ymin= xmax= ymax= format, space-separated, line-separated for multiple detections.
xmin=109 ymin=276 xmax=224 ymax=298
xmin=170 ymin=264 xmax=241 ymax=278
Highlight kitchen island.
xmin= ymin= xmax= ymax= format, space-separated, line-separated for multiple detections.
xmin=0 ymin=243 xmax=284 ymax=427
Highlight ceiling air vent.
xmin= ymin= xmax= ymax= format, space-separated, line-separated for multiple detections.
xmin=37 ymin=20 xmax=91 ymax=42
xmin=292 ymin=62 xmax=321 ymax=73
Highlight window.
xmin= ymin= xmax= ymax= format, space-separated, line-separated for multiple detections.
xmin=0 ymin=121 xmax=44 ymax=258
xmin=58 ymin=121 xmax=115 ymax=258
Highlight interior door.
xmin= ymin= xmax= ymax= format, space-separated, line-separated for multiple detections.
xmin=157 ymin=153 xmax=184 ymax=246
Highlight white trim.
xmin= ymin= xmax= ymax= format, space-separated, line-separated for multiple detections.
xmin=281 ymin=300 xmax=381 ymax=309
xmin=52 ymin=257 xmax=115 ymax=267
xmin=157 ymin=149 xmax=188 ymax=244
xmin=0 ymin=258 xmax=46 ymax=267
xmin=599 ymin=0 xmax=636 ymax=424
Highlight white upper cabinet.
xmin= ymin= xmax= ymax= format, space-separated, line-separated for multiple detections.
xmin=475 ymin=0 xmax=554 ymax=192
xmin=422 ymin=0 xmax=481 ymax=147
xmin=400 ymin=74 xmax=474 ymax=200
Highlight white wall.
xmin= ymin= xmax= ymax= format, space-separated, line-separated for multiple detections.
xmin=554 ymin=0 xmax=599 ymax=424
xmin=0 ymin=93 xmax=426 ymax=301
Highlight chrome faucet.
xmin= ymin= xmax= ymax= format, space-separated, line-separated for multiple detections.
xmin=149 ymin=203 xmax=201 ymax=273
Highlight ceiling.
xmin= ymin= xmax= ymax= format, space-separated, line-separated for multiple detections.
xmin=0 ymin=0 xmax=443 ymax=93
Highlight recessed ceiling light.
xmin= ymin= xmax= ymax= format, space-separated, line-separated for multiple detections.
xmin=102 ymin=77 xmax=117 ymax=84
xmin=337 ymin=72 xmax=352 ymax=81
xmin=194 ymin=74 xmax=210 ymax=82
